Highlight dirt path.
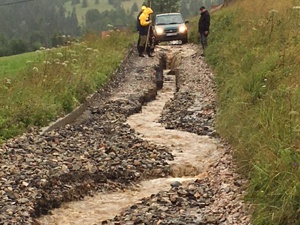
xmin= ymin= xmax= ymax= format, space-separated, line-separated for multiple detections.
xmin=0 ymin=44 xmax=251 ymax=224
xmin=37 ymin=44 xmax=251 ymax=225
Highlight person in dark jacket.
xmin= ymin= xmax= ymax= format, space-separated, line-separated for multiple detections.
xmin=198 ymin=6 xmax=210 ymax=55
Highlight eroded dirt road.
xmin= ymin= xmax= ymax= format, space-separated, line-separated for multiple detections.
xmin=0 ymin=44 xmax=251 ymax=224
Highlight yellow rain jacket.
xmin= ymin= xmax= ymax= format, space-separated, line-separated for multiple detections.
xmin=139 ymin=7 xmax=153 ymax=27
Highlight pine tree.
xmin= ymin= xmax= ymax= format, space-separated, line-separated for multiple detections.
xmin=151 ymin=0 xmax=181 ymax=14
xmin=82 ymin=0 xmax=88 ymax=8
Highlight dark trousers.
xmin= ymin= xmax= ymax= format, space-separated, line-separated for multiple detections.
xmin=199 ymin=32 xmax=208 ymax=50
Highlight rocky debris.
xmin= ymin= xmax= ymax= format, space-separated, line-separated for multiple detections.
xmin=105 ymin=179 xmax=215 ymax=225
xmin=203 ymin=145 xmax=251 ymax=225
xmin=159 ymin=51 xmax=218 ymax=137
xmin=0 ymin=45 xmax=252 ymax=224
xmin=0 ymin=50 xmax=170 ymax=224
xmin=101 ymin=45 xmax=251 ymax=225
xmin=104 ymin=146 xmax=251 ymax=225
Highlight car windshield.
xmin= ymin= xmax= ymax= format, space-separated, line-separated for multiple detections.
xmin=155 ymin=14 xmax=184 ymax=25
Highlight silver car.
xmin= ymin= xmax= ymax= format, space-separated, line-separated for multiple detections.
xmin=153 ymin=13 xmax=189 ymax=45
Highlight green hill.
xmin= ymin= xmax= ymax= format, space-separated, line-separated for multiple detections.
xmin=64 ymin=0 xmax=145 ymax=25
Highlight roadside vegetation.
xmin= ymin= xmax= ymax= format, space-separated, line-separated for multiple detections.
xmin=0 ymin=31 xmax=134 ymax=142
xmin=190 ymin=0 xmax=300 ymax=224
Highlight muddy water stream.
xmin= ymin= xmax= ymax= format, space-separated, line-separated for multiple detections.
xmin=39 ymin=69 xmax=221 ymax=225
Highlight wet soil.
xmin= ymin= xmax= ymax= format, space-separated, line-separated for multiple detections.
xmin=0 ymin=44 xmax=251 ymax=225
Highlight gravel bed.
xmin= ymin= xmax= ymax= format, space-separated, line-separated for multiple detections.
xmin=0 ymin=50 xmax=170 ymax=224
xmin=160 ymin=50 xmax=218 ymax=137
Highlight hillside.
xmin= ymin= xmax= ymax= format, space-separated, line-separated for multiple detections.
xmin=205 ymin=0 xmax=300 ymax=224
xmin=64 ymin=0 xmax=145 ymax=25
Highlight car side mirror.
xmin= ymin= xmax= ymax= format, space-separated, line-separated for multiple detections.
xmin=185 ymin=21 xmax=189 ymax=24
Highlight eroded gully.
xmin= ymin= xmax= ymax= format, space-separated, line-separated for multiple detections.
xmin=38 ymin=47 xmax=222 ymax=225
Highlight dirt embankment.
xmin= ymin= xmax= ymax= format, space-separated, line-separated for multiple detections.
xmin=1 ymin=44 xmax=251 ymax=225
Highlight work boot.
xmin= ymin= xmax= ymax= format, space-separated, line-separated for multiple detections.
xmin=147 ymin=51 xmax=154 ymax=57
xmin=138 ymin=47 xmax=145 ymax=57
xmin=147 ymin=47 xmax=154 ymax=57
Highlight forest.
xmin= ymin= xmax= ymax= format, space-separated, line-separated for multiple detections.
xmin=0 ymin=0 xmax=223 ymax=57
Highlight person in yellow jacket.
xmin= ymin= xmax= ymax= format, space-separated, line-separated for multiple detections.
xmin=138 ymin=7 xmax=154 ymax=57
xmin=136 ymin=6 xmax=146 ymax=52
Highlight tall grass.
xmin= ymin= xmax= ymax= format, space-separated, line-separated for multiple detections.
xmin=0 ymin=31 xmax=135 ymax=141
xmin=194 ymin=0 xmax=300 ymax=224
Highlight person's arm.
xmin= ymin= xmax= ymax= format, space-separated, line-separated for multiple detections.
xmin=140 ymin=14 xmax=151 ymax=26
xmin=204 ymin=14 xmax=210 ymax=34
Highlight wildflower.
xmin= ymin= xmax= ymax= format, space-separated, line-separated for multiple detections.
xmin=5 ymin=78 xmax=11 ymax=85
xmin=93 ymin=49 xmax=99 ymax=53
xmin=292 ymin=6 xmax=300 ymax=10
xmin=61 ymin=62 xmax=67 ymax=67
xmin=252 ymin=27 xmax=257 ymax=31
xmin=262 ymin=85 xmax=266 ymax=88
xmin=35 ymin=50 xmax=42 ymax=54
xmin=43 ymin=61 xmax=50 ymax=65
xmin=57 ymin=52 xmax=63 ymax=58
xmin=33 ymin=67 xmax=39 ymax=72
xmin=269 ymin=9 xmax=279 ymax=14
xmin=39 ymin=47 xmax=46 ymax=50
xmin=54 ymin=59 xmax=60 ymax=63
xmin=72 ymin=59 xmax=78 ymax=63
xmin=26 ymin=60 xmax=34 ymax=64
xmin=289 ymin=111 xmax=299 ymax=116
xmin=86 ymin=48 xmax=93 ymax=51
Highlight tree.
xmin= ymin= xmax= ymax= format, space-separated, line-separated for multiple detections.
xmin=190 ymin=0 xmax=204 ymax=16
xmin=151 ymin=0 xmax=181 ymax=14
xmin=95 ymin=0 xmax=100 ymax=4
xmin=205 ymin=0 xmax=212 ymax=10
xmin=85 ymin=9 xmax=101 ymax=30
xmin=0 ymin=34 xmax=9 ymax=56
xmin=131 ymin=2 xmax=138 ymax=13
xmin=10 ymin=39 xmax=28 ymax=55
xmin=180 ymin=0 xmax=190 ymax=18
xmin=82 ymin=0 xmax=88 ymax=8
xmin=71 ymin=0 xmax=80 ymax=5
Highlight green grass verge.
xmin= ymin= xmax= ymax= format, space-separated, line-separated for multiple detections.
xmin=0 ymin=52 xmax=37 ymax=78
xmin=188 ymin=1 xmax=300 ymax=224
xmin=0 ymin=31 xmax=135 ymax=142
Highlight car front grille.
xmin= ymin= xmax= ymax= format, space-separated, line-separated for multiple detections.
xmin=165 ymin=29 xmax=178 ymax=33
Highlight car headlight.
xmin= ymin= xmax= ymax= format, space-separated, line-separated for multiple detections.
xmin=155 ymin=27 xmax=164 ymax=35
xmin=178 ymin=25 xmax=187 ymax=33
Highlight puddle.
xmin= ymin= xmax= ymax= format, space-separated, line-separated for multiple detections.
xmin=38 ymin=59 xmax=221 ymax=225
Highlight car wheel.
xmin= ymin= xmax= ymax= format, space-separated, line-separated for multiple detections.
xmin=181 ymin=38 xmax=188 ymax=44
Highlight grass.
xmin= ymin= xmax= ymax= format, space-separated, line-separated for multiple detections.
xmin=0 ymin=31 xmax=135 ymax=142
xmin=189 ymin=0 xmax=300 ymax=224
xmin=64 ymin=0 xmax=145 ymax=25
xmin=0 ymin=52 xmax=37 ymax=78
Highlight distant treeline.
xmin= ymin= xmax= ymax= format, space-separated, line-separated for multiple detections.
xmin=0 ymin=0 xmax=79 ymax=56
xmin=0 ymin=0 xmax=223 ymax=57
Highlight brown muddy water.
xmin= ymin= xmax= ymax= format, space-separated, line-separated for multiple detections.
xmin=38 ymin=57 xmax=222 ymax=225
